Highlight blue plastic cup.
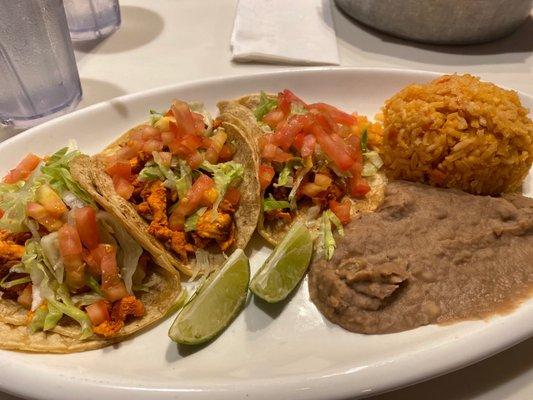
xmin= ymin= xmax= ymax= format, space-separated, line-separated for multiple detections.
xmin=0 ymin=0 xmax=82 ymax=130
xmin=63 ymin=0 xmax=121 ymax=41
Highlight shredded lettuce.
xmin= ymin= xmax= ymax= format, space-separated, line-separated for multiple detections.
xmin=43 ymin=301 xmax=63 ymax=331
xmin=0 ymin=275 xmax=31 ymax=289
xmin=53 ymin=284 xmax=92 ymax=339
xmin=0 ymin=169 xmax=41 ymax=233
xmin=361 ymin=151 xmax=384 ymax=177
xmin=71 ymin=292 xmax=104 ymax=307
xmin=274 ymin=158 xmax=302 ymax=188
xmin=360 ymin=128 xmax=368 ymax=153
xmin=175 ymin=160 xmax=192 ymax=199
xmin=138 ymin=152 xmax=182 ymax=191
xmin=41 ymin=147 xmax=94 ymax=206
xmin=189 ymin=249 xmax=210 ymax=282
xmin=48 ymin=298 xmax=92 ymax=339
xmin=21 ymin=241 xmax=93 ymax=337
xmin=61 ymin=191 xmax=86 ymax=210
xmin=97 ymin=212 xmax=143 ymax=294
xmin=290 ymin=103 xmax=308 ymax=116
xmin=40 ymin=232 xmax=64 ymax=284
xmin=263 ymin=196 xmax=290 ymax=212
xmin=184 ymin=207 xmax=207 ymax=232
xmin=138 ymin=162 xmax=165 ymax=182
xmin=29 ymin=305 xmax=48 ymax=334
xmin=188 ymin=102 xmax=213 ymax=135
xmin=201 ymin=161 xmax=244 ymax=213
xmin=254 ymin=91 xmax=278 ymax=121
xmin=21 ymin=240 xmax=54 ymax=310
xmin=288 ymin=162 xmax=312 ymax=211
xmin=149 ymin=109 xmax=164 ymax=126
xmin=0 ymin=181 xmax=25 ymax=196
xmin=321 ymin=210 xmax=345 ymax=260
xmin=86 ymin=276 xmax=104 ymax=297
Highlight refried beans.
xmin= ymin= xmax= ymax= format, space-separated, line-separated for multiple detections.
xmin=308 ymin=181 xmax=533 ymax=334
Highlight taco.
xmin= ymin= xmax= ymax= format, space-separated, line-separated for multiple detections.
xmin=0 ymin=149 xmax=180 ymax=353
xmin=77 ymin=100 xmax=261 ymax=278
xmin=218 ymin=90 xmax=386 ymax=258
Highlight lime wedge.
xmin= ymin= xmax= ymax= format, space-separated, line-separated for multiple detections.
xmin=168 ymin=249 xmax=250 ymax=345
xmin=250 ymin=222 xmax=313 ymax=303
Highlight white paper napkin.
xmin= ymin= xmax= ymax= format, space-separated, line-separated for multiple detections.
xmin=231 ymin=0 xmax=340 ymax=65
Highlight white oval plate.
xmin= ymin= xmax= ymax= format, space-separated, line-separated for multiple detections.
xmin=0 ymin=68 xmax=531 ymax=400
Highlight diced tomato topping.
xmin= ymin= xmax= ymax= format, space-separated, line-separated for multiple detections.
xmin=26 ymin=202 xmax=63 ymax=231
xmin=345 ymin=134 xmax=363 ymax=163
xmin=140 ymin=125 xmax=161 ymax=141
xmin=204 ymin=129 xmax=227 ymax=164
xmin=271 ymin=115 xmax=311 ymax=151
xmin=3 ymin=153 xmax=41 ymax=183
xmin=277 ymin=89 xmax=306 ymax=115
xmin=83 ymin=249 xmax=102 ymax=277
xmin=168 ymin=139 xmax=192 ymax=158
xmin=17 ymin=285 xmax=32 ymax=309
xmin=312 ymin=109 xmax=338 ymax=135
xmin=348 ymin=177 xmax=371 ymax=198
xmin=308 ymin=103 xmax=358 ymax=126
xmin=142 ymin=139 xmax=164 ymax=153
xmin=115 ymin=145 xmax=138 ymax=161
xmin=169 ymin=174 xmax=215 ymax=230
xmin=186 ymin=151 xmax=204 ymax=169
xmin=99 ymin=244 xmax=128 ymax=302
xmin=58 ymin=224 xmax=83 ymax=257
xmin=293 ymin=132 xmax=305 ymax=151
xmin=171 ymin=100 xmax=199 ymax=136
xmin=223 ymin=187 xmax=241 ymax=207
xmin=300 ymin=134 xmax=316 ymax=158
xmin=261 ymin=143 xmax=278 ymax=159
xmin=181 ymin=133 xmax=203 ymax=153
xmin=58 ymin=224 xmax=86 ymax=290
xmin=261 ymin=143 xmax=292 ymax=163
xmin=218 ymin=143 xmax=235 ymax=162
xmin=112 ymin=176 xmax=134 ymax=200
xmin=263 ymin=109 xmax=285 ymax=128
xmin=105 ymin=160 xmax=131 ymax=180
xmin=161 ymin=130 xmax=176 ymax=145
xmin=35 ymin=185 xmax=67 ymax=218
xmin=74 ymin=207 xmax=100 ymax=250
xmin=310 ymin=125 xmax=354 ymax=171
xmin=329 ymin=199 xmax=351 ymax=225
xmin=259 ymin=164 xmax=275 ymax=190
xmin=192 ymin=112 xmax=205 ymax=133
xmin=86 ymin=300 xmax=110 ymax=326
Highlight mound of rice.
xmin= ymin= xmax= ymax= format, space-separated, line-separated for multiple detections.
xmin=379 ymin=74 xmax=533 ymax=195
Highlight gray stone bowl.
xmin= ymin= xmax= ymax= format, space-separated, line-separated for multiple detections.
xmin=335 ymin=0 xmax=532 ymax=44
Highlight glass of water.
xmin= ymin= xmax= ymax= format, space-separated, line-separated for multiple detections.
xmin=0 ymin=0 xmax=82 ymax=130
xmin=63 ymin=0 xmax=121 ymax=41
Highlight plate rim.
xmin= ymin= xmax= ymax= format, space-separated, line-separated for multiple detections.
xmin=0 ymin=66 xmax=531 ymax=400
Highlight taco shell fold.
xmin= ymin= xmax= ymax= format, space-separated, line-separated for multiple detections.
xmin=73 ymin=116 xmax=261 ymax=277
xmin=0 ymin=259 xmax=180 ymax=353
xmin=217 ymin=93 xmax=387 ymax=246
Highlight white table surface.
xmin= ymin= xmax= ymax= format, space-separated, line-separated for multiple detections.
xmin=1 ymin=1 xmax=532 ymax=399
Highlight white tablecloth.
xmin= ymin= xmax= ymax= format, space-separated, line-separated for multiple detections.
xmin=1 ymin=1 xmax=532 ymax=399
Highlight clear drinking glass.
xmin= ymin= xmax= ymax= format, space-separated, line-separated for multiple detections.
xmin=63 ymin=0 xmax=121 ymax=41
xmin=0 ymin=0 xmax=82 ymax=129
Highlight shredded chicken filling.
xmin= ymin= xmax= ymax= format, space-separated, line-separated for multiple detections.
xmin=134 ymin=179 xmax=236 ymax=262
